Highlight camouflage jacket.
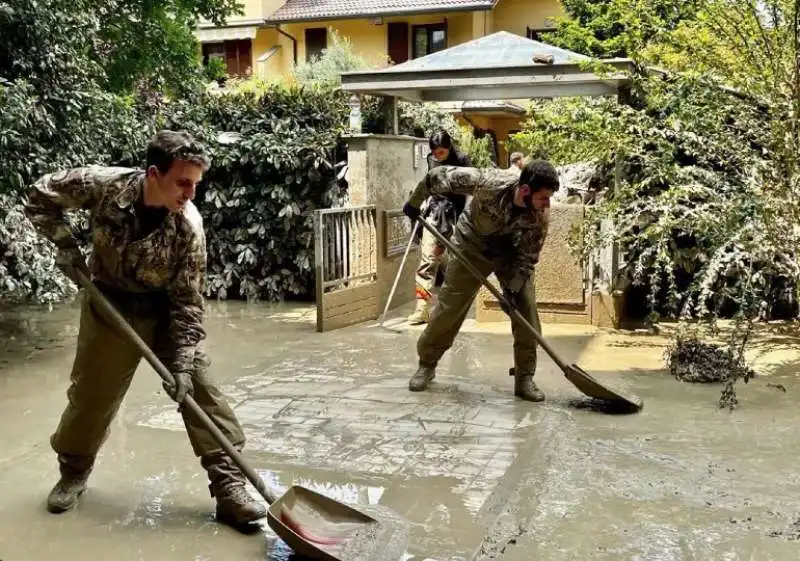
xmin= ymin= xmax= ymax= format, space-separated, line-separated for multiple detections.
xmin=24 ymin=166 xmax=206 ymax=375
xmin=409 ymin=165 xmax=549 ymax=293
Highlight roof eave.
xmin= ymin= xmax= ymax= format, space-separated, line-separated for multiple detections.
xmin=341 ymin=58 xmax=635 ymax=81
xmin=264 ymin=3 xmax=496 ymax=24
xmin=340 ymin=59 xmax=634 ymax=102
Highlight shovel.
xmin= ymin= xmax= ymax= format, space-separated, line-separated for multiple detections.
xmin=377 ymin=220 xmax=420 ymax=333
xmin=415 ymin=218 xmax=643 ymax=413
xmin=73 ymin=269 xmax=407 ymax=561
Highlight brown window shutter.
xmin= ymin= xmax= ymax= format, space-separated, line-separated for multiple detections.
xmin=239 ymin=39 xmax=252 ymax=75
xmin=225 ymin=41 xmax=239 ymax=75
xmin=387 ymin=22 xmax=409 ymax=64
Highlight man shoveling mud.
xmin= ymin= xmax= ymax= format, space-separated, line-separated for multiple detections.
xmin=402 ymin=160 xmax=558 ymax=401
xmin=24 ymin=130 xmax=266 ymax=531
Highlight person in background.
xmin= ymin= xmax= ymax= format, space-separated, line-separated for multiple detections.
xmin=510 ymin=152 xmax=525 ymax=170
xmin=408 ymin=130 xmax=472 ymax=325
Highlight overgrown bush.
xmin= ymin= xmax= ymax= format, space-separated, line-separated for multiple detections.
xmin=512 ymin=71 xmax=780 ymax=324
xmin=294 ymin=30 xmax=387 ymax=88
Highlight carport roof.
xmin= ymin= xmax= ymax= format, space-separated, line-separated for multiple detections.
xmin=340 ymin=31 xmax=633 ymax=102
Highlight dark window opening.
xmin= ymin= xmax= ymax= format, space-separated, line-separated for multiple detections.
xmin=412 ymin=23 xmax=446 ymax=59
xmin=387 ymin=22 xmax=409 ymax=64
xmin=305 ymin=28 xmax=328 ymax=62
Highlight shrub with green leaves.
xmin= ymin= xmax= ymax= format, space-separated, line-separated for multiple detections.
xmin=513 ymin=72 xmax=776 ymax=322
xmin=164 ymin=83 xmax=351 ymax=301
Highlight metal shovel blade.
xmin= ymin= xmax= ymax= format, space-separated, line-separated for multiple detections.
xmin=564 ymin=364 xmax=643 ymax=413
xmin=268 ymin=485 xmax=402 ymax=561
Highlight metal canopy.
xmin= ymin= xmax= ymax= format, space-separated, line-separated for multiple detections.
xmin=341 ymin=31 xmax=633 ymax=102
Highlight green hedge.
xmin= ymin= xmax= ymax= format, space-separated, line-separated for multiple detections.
xmin=0 ymin=79 xmax=351 ymax=305
xmin=164 ymin=84 xmax=350 ymax=301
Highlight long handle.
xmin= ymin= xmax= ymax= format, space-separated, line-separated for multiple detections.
xmin=415 ymin=217 xmax=570 ymax=371
xmin=379 ymin=220 xmax=420 ymax=326
xmin=73 ymin=269 xmax=279 ymax=505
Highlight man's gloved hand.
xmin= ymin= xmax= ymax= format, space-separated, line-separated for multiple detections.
xmin=56 ymin=248 xmax=90 ymax=285
xmin=402 ymin=201 xmax=421 ymax=224
xmin=163 ymin=371 xmax=194 ymax=404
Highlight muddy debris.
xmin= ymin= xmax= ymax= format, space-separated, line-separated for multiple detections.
xmin=768 ymin=517 xmax=800 ymax=541
xmin=767 ymin=382 xmax=787 ymax=393
xmin=566 ymin=397 xmax=640 ymax=415
xmin=664 ymin=336 xmax=756 ymax=384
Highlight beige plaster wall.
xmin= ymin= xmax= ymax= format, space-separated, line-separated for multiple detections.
xmin=476 ymin=203 xmax=588 ymax=322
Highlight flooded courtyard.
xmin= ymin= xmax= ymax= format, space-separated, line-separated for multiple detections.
xmin=1 ymin=298 xmax=799 ymax=560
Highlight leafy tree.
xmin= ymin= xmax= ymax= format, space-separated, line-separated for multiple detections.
xmin=518 ymin=0 xmax=800 ymax=407
xmin=549 ymin=0 xmax=699 ymax=58
xmin=294 ymin=30 xmax=385 ymax=88
xmin=1 ymin=0 xmax=243 ymax=96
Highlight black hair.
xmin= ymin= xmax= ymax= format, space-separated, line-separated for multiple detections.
xmin=519 ymin=159 xmax=559 ymax=192
xmin=146 ymin=130 xmax=210 ymax=174
xmin=429 ymin=130 xmax=454 ymax=151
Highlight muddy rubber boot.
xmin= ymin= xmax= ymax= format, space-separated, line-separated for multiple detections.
xmin=409 ymin=364 xmax=436 ymax=392
xmin=510 ymin=368 xmax=545 ymax=402
xmin=47 ymin=454 xmax=93 ymax=514
xmin=407 ymin=299 xmax=431 ymax=325
xmin=202 ymin=454 xmax=266 ymax=532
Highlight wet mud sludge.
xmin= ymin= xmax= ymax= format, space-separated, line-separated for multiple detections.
xmin=2 ymin=302 xmax=800 ymax=560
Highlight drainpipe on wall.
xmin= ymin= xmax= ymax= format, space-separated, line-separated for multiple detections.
xmin=266 ymin=24 xmax=298 ymax=65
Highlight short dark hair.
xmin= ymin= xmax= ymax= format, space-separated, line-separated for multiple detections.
xmin=519 ymin=159 xmax=559 ymax=192
xmin=429 ymin=130 xmax=453 ymax=151
xmin=146 ymin=130 xmax=210 ymax=174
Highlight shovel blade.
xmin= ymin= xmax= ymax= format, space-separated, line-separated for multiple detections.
xmin=564 ymin=364 xmax=643 ymax=413
xmin=267 ymin=485 xmax=405 ymax=561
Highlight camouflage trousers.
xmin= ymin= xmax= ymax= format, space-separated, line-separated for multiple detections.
xmin=51 ymin=287 xmax=246 ymax=466
xmin=417 ymin=234 xmax=542 ymax=375
xmin=414 ymin=213 xmax=449 ymax=301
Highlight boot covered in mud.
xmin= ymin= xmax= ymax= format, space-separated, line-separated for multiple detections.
xmin=202 ymin=453 xmax=266 ymax=531
xmin=509 ymin=368 xmax=545 ymax=402
xmin=409 ymin=364 xmax=436 ymax=392
xmin=47 ymin=454 xmax=93 ymax=513
xmin=407 ymin=299 xmax=431 ymax=325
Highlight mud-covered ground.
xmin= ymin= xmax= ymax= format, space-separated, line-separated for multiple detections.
xmin=1 ymin=299 xmax=799 ymax=561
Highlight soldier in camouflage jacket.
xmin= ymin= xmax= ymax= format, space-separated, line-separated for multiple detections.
xmin=402 ymin=160 xmax=559 ymax=402
xmin=24 ymin=130 xmax=266 ymax=531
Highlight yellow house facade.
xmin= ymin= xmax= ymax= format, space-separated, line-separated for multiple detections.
xmin=195 ymin=0 xmax=564 ymax=165
xmin=196 ymin=0 xmax=563 ymax=81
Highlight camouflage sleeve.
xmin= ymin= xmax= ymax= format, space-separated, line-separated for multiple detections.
xmin=166 ymin=223 xmax=207 ymax=375
xmin=408 ymin=166 xmax=483 ymax=207
xmin=507 ymin=219 xmax=548 ymax=293
xmin=24 ymin=167 xmax=106 ymax=249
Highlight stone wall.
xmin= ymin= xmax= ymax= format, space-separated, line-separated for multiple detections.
xmin=475 ymin=203 xmax=590 ymax=324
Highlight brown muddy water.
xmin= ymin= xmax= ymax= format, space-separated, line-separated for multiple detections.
xmin=1 ymin=298 xmax=799 ymax=561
